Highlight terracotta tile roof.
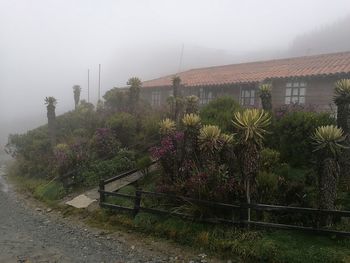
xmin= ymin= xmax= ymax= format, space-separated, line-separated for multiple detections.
xmin=142 ymin=51 xmax=350 ymax=88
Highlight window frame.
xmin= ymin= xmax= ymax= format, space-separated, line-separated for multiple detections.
xmin=285 ymin=81 xmax=306 ymax=105
xmin=240 ymin=87 xmax=256 ymax=106
xmin=151 ymin=90 xmax=161 ymax=106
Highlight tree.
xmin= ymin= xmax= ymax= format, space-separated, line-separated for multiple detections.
xmin=259 ymin=83 xmax=272 ymax=111
xmin=127 ymin=77 xmax=141 ymax=113
xmin=232 ymin=109 xmax=271 ymax=221
xmin=45 ymin=96 xmax=57 ymax=148
xmin=73 ymin=85 xmax=81 ymax=110
xmin=172 ymin=76 xmax=182 ymax=123
xmin=334 ymin=79 xmax=350 ymax=187
xmin=334 ymin=79 xmax=350 ymax=133
xmin=311 ymin=125 xmax=346 ymax=224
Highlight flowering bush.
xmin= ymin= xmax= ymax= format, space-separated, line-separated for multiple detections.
xmin=89 ymin=128 xmax=120 ymax=158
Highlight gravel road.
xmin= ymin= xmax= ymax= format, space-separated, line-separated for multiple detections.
xmin=0 ymin=165 xmax=210 ymax=263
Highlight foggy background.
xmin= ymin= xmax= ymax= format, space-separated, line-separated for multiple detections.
xmin=1 ymin=0 xmax=350 ymax=150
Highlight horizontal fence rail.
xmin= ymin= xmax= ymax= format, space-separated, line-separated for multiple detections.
xmin=98 ymin=183 xmax=350 ymax=237
xmin=98 ymin=165 xmax=350 ymax=237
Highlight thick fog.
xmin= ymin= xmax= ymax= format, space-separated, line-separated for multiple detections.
xmin=1 ymin=0 xmax=350 ymax=148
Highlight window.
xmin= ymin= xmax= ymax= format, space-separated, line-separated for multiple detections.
xmin=151 ymin=90 xmax=161 ymax=106
xmin=199 ymin=88 xmax=213 ymax=105
xmin=240 ymin=88 xmax=255 ymax=106
xmin=285 ymin=81 xmax=306 ymax=105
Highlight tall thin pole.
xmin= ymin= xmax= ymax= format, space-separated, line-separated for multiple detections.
xmin=98 ymin=64 xmax=101 ymax=101
xmin=87 ymin=69 xmax=90 ymax=103
xmin=177 ymin=43 xmax=184 ymax=73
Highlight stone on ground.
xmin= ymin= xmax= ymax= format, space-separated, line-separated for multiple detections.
xmin=65 ymin=194 xmax=96 ymax=209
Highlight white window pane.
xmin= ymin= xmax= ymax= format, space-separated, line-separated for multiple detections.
xmin=285 ymin=96 xmax=291 ymax=104
xmin=293 ymin=82 xmax=299 ymax=87
xmin=251 ymin=90 xmax=255 ymax=96
xmin=299 ymin=96 xmax=305 ymax=104
xmin=250 ymin=98 xmax=255 ymax=105
xmin=291 ymin=96 xmax=298 ymax=103
xmin=286 ymin=82 xmax=292 ymax=87
xmin=208 ymin=92 xmax=213 ymax=99
xmin=245 ymin=90 xmax=250 ymax=97
xmin=286 ymin=88 xmax=292 ymax=96
xmin=299 ymin=87 xmax=305 ymax=96
xmin=292 ymin=88 xmax=299 ymax=96
xmin=300 ymin=82 xmax=306 ymax=87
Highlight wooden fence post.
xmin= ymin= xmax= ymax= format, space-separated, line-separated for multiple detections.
xmin=133 ymin=189 xmax=142 ymax=217
xmin=99 ymin=180 xmax=105 ymax=203
xmin=239 ymin=199 xmax=248 ymax=228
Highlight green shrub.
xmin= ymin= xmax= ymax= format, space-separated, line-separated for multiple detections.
xmin=256 ymin=171 xmax=279 ymax=203
xmin=106 ymin=112 xmax=137 ymax=146
xmin=200 ymin=96 xmax=240 ymax=132
xmin=271 ymin=111 xmax=335 ymax=166
xmin=34 ymin=181 xmax=66 ymax=201
xmin=81 ymin=149 xmax=136 ymax=186
xmin=136 ymin=155 xmax=153 ymax=176
xmin=260 ymin=148 xmax=280 ymax=173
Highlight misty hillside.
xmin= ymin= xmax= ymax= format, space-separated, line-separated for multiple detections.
xmin=289 ymin=15 xmax=350 ymax=56
xmin=137 ymin=15 xmax=350 ymax=84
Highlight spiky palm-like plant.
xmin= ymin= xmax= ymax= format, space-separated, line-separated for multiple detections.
xmin=334 ymin=79 xmax=350 ymax=188
xmin=334 ymin=79 xmax=350 ymax=133
xmin=232 ymin=109 xmax=271 ymax=221
xmin=72 ymin=85 xmax=81 ymax=110
xmin=311 ymin=125 xmax=346 ymax=221
xmin=182 ymin=113 xmax=201 ymax=128
xmin=198 ymin=125 xmax=222 ymax=153
xmin=45 ymin=96 xmax=57 ymax=148
xmin=182 ymin=113 xmax=201 ymax=168
xmin=172 ymin=76 xmax=182 ymax=122
xmin=185 ymin=95 xmax=199 ymax=114
xmin=159 ymin=118 xmax=176 ymax=136
xmin=127 ymin=77 xmax=142 ymax=112
xmin=259 ymin=84 xmax=272 ymax=111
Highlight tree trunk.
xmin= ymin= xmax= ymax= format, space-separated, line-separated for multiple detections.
xmin=47 ymin=106 xmax=56 ymax=148
xmin=318 ymin=158 xmax=339 ymax=225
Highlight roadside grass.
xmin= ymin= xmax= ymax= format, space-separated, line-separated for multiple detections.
xmin=6 ymin=163 xmax=350 ymax=262
xmin=88 ymin=209 xmax=350 ymax=263
xmin=6 ymin=163 xmax=65 ymax=205
xmin=90 ymin=169 xmax=350 ymax=263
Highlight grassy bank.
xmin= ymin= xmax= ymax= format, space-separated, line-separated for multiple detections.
xmin=5 ymin=162 xmax=350 ymax=262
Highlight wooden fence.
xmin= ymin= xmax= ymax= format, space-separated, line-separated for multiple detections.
xmin=99 ymin=169 xmax=350 ymax=237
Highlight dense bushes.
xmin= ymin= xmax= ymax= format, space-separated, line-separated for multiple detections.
xmin=80 ymin=149 xmax=135 ymax=186
xmin=270 ymin=111 xmax=335 ymax=166
xmin=200 ymin=96 xmax=240 ymax=131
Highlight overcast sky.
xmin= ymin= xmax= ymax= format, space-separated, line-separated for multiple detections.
xmin=1 ymin=0 xmax=350 ymax=145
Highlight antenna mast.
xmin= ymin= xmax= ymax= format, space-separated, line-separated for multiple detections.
xmin=98 ymin=64 xmax=101 ymax=101
xmin=177 ymin=43 xmax=184 ymax=73
xmin=87 ymin=69 xmax=90 ymax=103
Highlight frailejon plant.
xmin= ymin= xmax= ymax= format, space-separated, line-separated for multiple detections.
xmin=72 ymin=85 xmax=81 ymax=110
xmin=198 ymin=125 xmax=222 ymax=153
xmin=259 ymin=83 xmax=272 ymax=111
xmin=45 ymin=96 xmax=57 ymax=148
xmin=185 ymin=95 xmax=199 ymax=114
xmin=127 ymin=77 xmax=142 ymax=113
xmin=334 ymin=79 xmax=350 ymax=134
xmin=232 ymin=109 xmax=271 ymax=221
xmin=159 ymin=118 xmax=176 ymax=136
xmin=311 ymin=125 xmax=347 ymax=222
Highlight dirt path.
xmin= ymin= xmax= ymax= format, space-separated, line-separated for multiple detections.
xmin=0 ymin=165 xmax=217 ymax=263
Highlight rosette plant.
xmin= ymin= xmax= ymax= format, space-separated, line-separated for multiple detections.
xmin=259 ymin=83 xmax=272 ymax=111
xmin=232 ymin=109 xmax=271 ymax=221
xmin=45 ymin=96 xmax=57 ymax=148
xmin=334 ymin=79 xmax=350 ymax=133
xmin=311 ymin=125 xmax=347 ymax=219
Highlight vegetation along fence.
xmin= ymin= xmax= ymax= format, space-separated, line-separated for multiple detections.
xmin=99 ymin=169 xmax=350 ymax=237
